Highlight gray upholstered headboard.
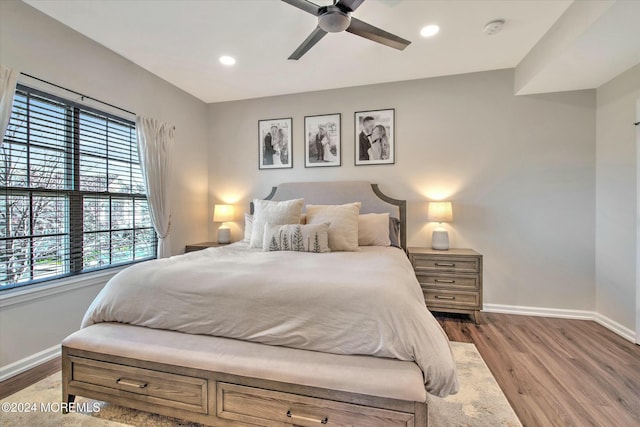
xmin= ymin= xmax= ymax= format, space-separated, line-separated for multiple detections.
xmin=251 ymin=181 xmax=406 ymax=252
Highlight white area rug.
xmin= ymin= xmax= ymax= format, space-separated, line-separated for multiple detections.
xmin=1 ymin=342 xmax=521 ymax=426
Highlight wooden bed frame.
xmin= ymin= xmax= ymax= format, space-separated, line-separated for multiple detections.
xmin=62 ymin=181 xmax=428 ymax=426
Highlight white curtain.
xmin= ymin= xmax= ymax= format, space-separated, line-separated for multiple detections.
xmin=0 ymin=65 xmax=19 ymax=139
xmin=136 ymin=116 xmax=175 ymax=258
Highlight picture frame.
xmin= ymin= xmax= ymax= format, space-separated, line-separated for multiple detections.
xmin=304 ymin=113 xmax=341 ymax=168
xmin=354 ymin=108 xmax=395 ymax=166
xmin=258 ymin=118 xmax=293 ymax=169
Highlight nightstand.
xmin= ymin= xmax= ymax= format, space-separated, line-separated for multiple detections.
xmin=185 ymin=241 xmax=230 ymax=253
xmin=408 ymin=247 xmax=483 ymax=324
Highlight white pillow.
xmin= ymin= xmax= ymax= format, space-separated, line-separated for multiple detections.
xmin=306 ymin=202 xmax=361 ymax=251
xmin=263 ymin=222 xmax=330 ymax=253
xmin=249 ymin=198 xmax=304 ymax=248
xmin=243 ymin=213 xmax=253 ymax=243
xmin=358 ymin=213 xmax=391 ymax=246
xmin=244 ymin=212 xmax=307 ymax=242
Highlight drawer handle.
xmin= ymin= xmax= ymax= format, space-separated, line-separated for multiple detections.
xmin=435 ymin=262 xmax=456 ymax=267
xmin=435 ymin=295 xmax=456 ymax=300
xmin=116 ymin=378 xmax=148 ymax=389
xmin=286 ymin=410 xmax=328 ymax=424
xmin=434 ymin=279 xmax=455 ymax=283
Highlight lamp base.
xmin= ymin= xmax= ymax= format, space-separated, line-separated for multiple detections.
xmin=431 ymin=229 xmax=449 ymax=250
xmin=217 ymin=225 xmax=231 ymax=244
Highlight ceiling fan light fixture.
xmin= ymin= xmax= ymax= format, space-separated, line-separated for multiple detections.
xmin=283 ymin=0 xmax=411 ymax=60
xmin=318 ymin=6 xmax=351 ymax=33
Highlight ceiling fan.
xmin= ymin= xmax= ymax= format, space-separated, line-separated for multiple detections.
xmin=281 ymin=0 xmax=411 ymax=60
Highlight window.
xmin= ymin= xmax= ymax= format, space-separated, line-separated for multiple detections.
xmin=1 ymin=85 xmax=156 ymax=290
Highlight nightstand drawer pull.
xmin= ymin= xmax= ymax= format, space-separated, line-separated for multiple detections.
xmin=116 ymin=378 xmax=148 ymax=389
xmin=435 ymin=262 xmax=456 ymax=267
xmin=287 ymin=410 xmax=328 ymax=424
xmin=434 ymin=279 xmax=455 ymax=284
xmin=435 ymin=295 xmax=456 ymax=300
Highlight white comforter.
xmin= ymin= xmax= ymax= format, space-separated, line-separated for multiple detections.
xmin=82 ymin=243 xmax=459 ymax=397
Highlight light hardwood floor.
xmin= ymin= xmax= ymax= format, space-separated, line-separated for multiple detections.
xmin=2 ymin=313 xmax=639 ymax=426
xmin=436 ymin=312 xmax=640 ymax=427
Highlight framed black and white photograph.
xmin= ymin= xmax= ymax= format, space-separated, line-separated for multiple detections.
xmin=354 ymin=108 xmax=395 ymax=166
xmin=304 ymin=113 xmax=341 ymax=167
xmin=258 ymin=118 xmax=293 ymax=169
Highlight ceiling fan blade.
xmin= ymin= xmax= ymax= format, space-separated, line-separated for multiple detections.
xmin=336 ymin=0 xmax=366 ymax=12
xmin=281 ymin=0 xmax=321 ymax=16
xmin=288 ymin=26 xmax=328 ymax=60
xmin=346 ymin=17 xmax=411 ymax=50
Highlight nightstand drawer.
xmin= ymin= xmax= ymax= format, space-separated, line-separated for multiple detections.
xmin=416 ymin=274 xmax=478 ymax=290
xmin=411 ymin=256 xmax=479 ymax=273
xmin=423 ymin=290 xmax=479 ymax=309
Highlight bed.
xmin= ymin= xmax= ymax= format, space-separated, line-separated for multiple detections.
xmin=62 ymin=181 xmax=458 ymax=426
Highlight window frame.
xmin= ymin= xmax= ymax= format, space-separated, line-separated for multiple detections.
xmin=1 ymin=85 xmax=156 ymax=291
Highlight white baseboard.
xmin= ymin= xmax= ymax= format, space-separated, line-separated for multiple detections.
xmin=0 ymin=345 xmax=60 ymax=382
xmin=593 ymin=312 xmax=636 ymax=343
xmin=484 ymin=304 xmax=636 ymax=343
xmin=483 ymin=303 xmax=595 ymax=320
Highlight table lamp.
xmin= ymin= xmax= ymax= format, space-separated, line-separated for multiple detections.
xmin=213 ymin=204 xmax=234 ymax=244
xmin=428 ymin=201 xmax=453 ymax=250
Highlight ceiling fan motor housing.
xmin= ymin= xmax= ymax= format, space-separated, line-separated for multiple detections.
xmin=318 ymin=5 xmax=351 ymax=33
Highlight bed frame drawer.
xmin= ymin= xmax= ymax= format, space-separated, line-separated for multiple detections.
xmin=217 ymin=382 xmax=415 ymax=427
xmin=68 ymin=356 xmax=208 ymax=414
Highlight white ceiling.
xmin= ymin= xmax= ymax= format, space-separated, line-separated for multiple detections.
xmin=22 ymin=0 xmax=640 ymax=103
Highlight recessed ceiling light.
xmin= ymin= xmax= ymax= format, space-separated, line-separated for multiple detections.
xmin=420 ymin=24 xmax=440 ymax=38
xmin=219 ymin=55 xmax=236 ymax=66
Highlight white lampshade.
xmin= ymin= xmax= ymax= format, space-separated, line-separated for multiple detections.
xmin=427 ymin=201 xmax=453 ymax=223
xmin=213 ymin=204 xmax=234 ymax=244
xmin=428 ymin=201 xmax=453 ymax=250
xmin=213 ymin=204 xmax=234 ymax=223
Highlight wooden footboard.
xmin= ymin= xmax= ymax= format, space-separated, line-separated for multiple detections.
xmin=62 ymin=345 xmax=427 ymax=426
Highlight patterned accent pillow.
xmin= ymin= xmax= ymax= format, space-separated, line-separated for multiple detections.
xmin=263 ymin=223 xmax=331 ymax=253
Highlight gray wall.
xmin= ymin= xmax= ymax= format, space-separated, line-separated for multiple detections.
xmin=595 ymin=64 xmax=640 ymax=332
xmin=208 ymin=69 xmax=597 ymax=312
xmin=0 ymin=279 xmax=106 ymax=369
xmin=0 ymin=1 xmax=209 ymax=368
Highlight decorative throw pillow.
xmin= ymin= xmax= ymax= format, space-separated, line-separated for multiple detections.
xmin=249 ymin=198 xmax=304 ymax=248
xmin=243 ymin=213 xmax=253 ymax=243
xmin=244 ymin=212 xmax=306 ymax=243
xmin=306 ymin=202 xmax=361 ymax=251
xmin=358 ymin=213 xmax=391 ymax=246
xmin=263 ymin=223 xmax=330 ymax=253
